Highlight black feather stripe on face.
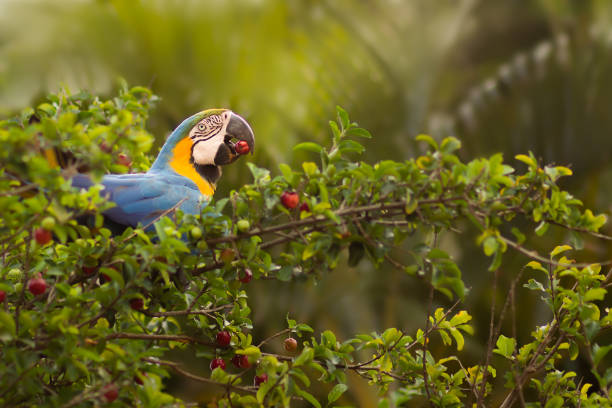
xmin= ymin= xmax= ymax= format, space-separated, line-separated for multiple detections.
xmin=193 ymin=163 xmax=222 ymax=186
xmin=213 ymin=142 xmax=233 ymax=165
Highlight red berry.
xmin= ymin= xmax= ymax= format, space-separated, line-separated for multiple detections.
xmin=82 ymin=265 xmax=97 ymax=275
xmin=254 ymin=373 xmax=268 ymax=386
xmin=284 ymin=337 xmax=298 ymax=352
xmin=239 ymin=268 xmax=253 ymax=284
xmin=210 ymin=358 xmax=226 ymax=371
xmin=134 ymin=372 xmax=147 ymax=385
xmin=130 ymin=298 xmax=144 ymax=311
xmin=101 ymin=274 xmax=112 ymax=283
xmin=280 ymin=191 xmax=299 ymax=209
xmin=235 ymin=140 xmax=250 ymax=155
xmin=299 ymin=202 xmax=310 ymax=212
xmin=100 ymin=141 xmax=112 ymax=153
xmin=232 ymin=354 xmax=251 ymax=369
xmin=28 ymin=276 xmax=47 ymax=296
xmin=0 ymin=290 xmax=5 ymax=302
xmin=117 ymin=153 xmax=132 ymax=167
xmin=102 ymin=384 xmax=118 ymax=402
xmin=34 ymin=227 xmax=52 ymax=245
xmin=216 ymin=330 xmax=231 ymax=347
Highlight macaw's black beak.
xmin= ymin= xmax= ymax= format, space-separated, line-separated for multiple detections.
xmin=215 ymin=112 xmax=255 ymax=166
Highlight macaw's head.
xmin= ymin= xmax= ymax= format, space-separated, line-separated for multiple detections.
xmin=188 ymin=109 xmax=255 ymax=167
xmin=152 ymin=109 xmax=255 ymax=196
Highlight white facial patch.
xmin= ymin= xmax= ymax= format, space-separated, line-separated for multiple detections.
xmin=189 ymin=112 xmax=231 ymax=165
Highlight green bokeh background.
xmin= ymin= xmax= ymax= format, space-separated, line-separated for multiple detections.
xmin=2 ymin=0 xmax=611 ymax=404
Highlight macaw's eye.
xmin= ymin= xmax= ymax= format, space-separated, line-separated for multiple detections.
xmin=198 ymin=124 xmax=205 ymax=130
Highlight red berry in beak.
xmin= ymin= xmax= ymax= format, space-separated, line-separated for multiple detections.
xmin=235 ymin=140 xmax=250 ymax=155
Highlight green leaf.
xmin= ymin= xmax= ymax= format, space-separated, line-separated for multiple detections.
xmin=449 ymin=310 xmax=472 ymax=326
xmin=294 ymin=142 xmax=323 ymax=154
xmin=294 ymin=347 xmax=314 ymax=367
xmin=544 ymin=396 xmax=564 ymax=408
xmin=296 ymin=323 xmax=314 ymax=334
xmin=0 ymin=311 xmax=16 ymax=338
xmin=381 ymin=328 xmax=400 ymax=346
xmin=99 ymin=266 xmax=125 ymax=287
xmin=329 ymin=120 xmax=341 ymax=141
xmin=535 ymin=221 xmax=549 ymax=236
xmin=551 ymin=245 xmax=573 ymax=258
xmin=440 ymin=137 xmax=461 ymax=154
xmin=236 ymin=346 xmax=262 ymax=361
xmin=348 ymin=127 xmax=372 ymax=138
xmin=524 ymin=279 xmax=545 ymax=292
xmin=278 ymin=163 xmax=294 ymax=182
xmin=511 ymin=227 xmax=525 ymax=244
xmin=337 ymin=140 xmax=365 ymax=155
xmin=584 ymin=288 xmax=606 ymax=302
xmin=404 ymin=193 xmax=418 ymax=214
xmin=449 ymin=328 xmax=465 ymax=351
xmin=515 ymin=153 xmax=537 ymax=168
xmin=415 ymin=134 xmax=438 ymax=150
xmin=303 ymin=242 xmax=317 ymax=261
xmin=302 ymin=161 xmax=319 ymax=176
xmin=569 ymin=341 xmax=579 ymax=360
xmin=296 ymin=386 xmax=322 ymax=408
xmin=328 ymin=383 xmax=348 ymax=404
xmin=336 ymin=106 xmax=349 ymax=129
xmin=526 ymin=261 xmax=547 ymax=273
xmin=593 ymin=344 xmax=612 ymax=367
xmin=290 ymin=368 xmax=311 ymax=387
xmin=483 ymin=236 xmax=498 ymax=256
xmin=493 ymin=335 xmax=516 ymax=359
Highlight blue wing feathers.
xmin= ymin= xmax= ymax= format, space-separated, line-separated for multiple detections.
xmin=72 ymin=171 xmax=206 ymax=230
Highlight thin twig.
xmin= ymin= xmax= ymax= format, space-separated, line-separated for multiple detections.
xmin=106 ymin=332 xmax=215 ymax=347
xmin=257 ymin=328 xmax=292 ymax=348
xmin=142 ymin=357 xmax=254 ymax=394
xmin=144 ymin=304 xmax=232 ymax=317
xmin=500 ymin=236 xmax=612 ymax=268
xmin=203 ymin=197 xmax=464 ymax=246
xmin=422 ymin=275 xmax=435 ymax=406
xmin=477 ymin=268 xmax=498 ymax=407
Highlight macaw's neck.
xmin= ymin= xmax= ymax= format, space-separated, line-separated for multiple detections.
xmin=150 ymin=136 xmax=219 ymax=197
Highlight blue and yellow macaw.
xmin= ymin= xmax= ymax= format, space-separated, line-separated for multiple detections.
xmin=72 ymin=109 xmax=254 ymax=232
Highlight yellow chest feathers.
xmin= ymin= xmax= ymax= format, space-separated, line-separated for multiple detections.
xmin=169 ymin=138 xmax=215 ymax=196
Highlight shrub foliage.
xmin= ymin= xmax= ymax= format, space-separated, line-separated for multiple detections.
xmin=0 ymin=86 xmax=610 ymax=407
